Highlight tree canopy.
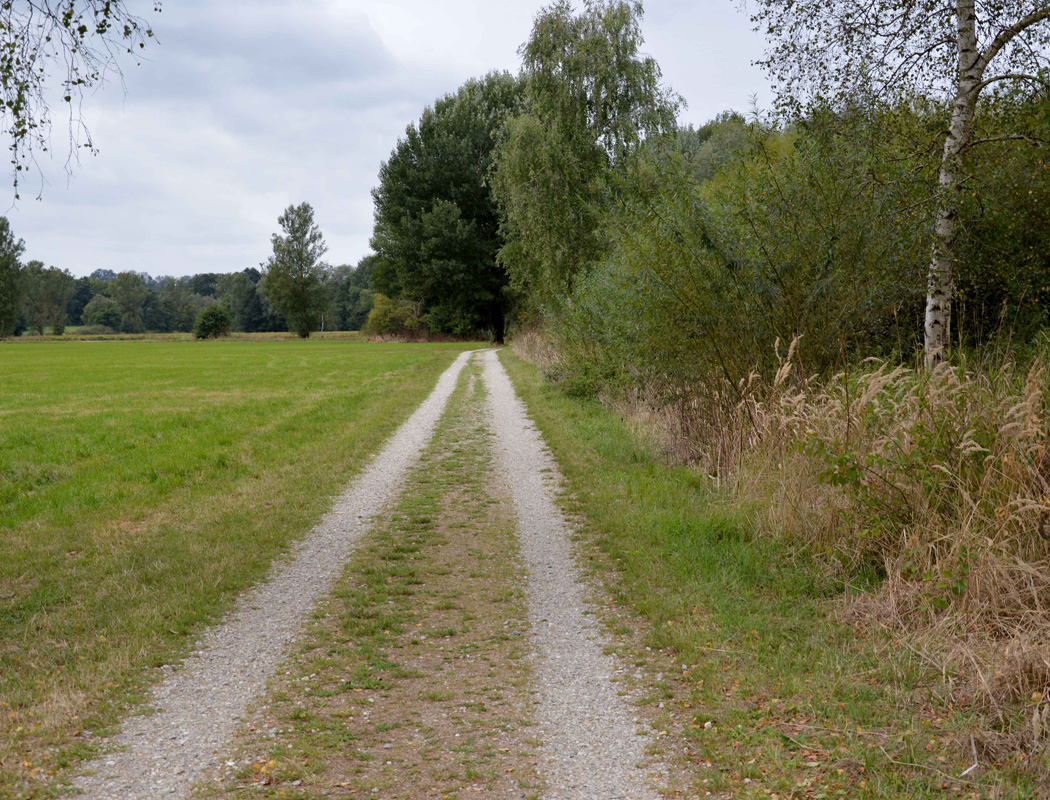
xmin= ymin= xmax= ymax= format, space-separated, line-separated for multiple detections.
xmin=751 ymin=0 xmax=1050 ymax=362
xmin=1 ymin=1 xmax=158 ymax=196
xmin=329 ymin=258 xmax=375 ymax=332
xmin=490 ymin=0 xmax=679 ymax=310
xmin=21 ymin=261 xmax=76 ymax=334
xmin=110 ymin=271 xmax=149 ymax=333
xmin=371 ymin=72 xmax=524 ymax=342
xmin=754 ymin=1 xmax=1050 ymax=112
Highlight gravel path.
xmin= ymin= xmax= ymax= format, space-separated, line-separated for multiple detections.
xmin=73 ymin=350 xmax=473 ymax=800
xmin=482 ymin=349 xmax=661 ymax=800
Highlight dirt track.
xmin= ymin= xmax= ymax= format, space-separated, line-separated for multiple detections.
xmin=73 ymin=350 xmax=665 ymax=800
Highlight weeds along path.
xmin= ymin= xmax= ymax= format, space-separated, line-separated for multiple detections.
xmin=72 ymin=350 xmax=473 ymax=800
xmin=482 ymin=349 xmax=662 ymax=800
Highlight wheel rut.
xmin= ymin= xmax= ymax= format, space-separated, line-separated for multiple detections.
xmin=482 ymin=349 xmax=661 ymax=800
xmin=71 ymin=350 xmax=667 ymax=800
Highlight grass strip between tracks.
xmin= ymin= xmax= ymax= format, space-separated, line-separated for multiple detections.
xmin=196 ymin=356 xmax=543 ymax=800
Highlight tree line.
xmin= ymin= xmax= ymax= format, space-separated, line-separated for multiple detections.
xmin=0 ymin=204 xmax=375 ymax=339
xmin=367 ymin=0 xmax=1050 ymax=371
xmin=2 ymin=0 xmax=1046 ymax=359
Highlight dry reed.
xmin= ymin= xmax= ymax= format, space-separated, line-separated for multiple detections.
xmin=742 ymin=347 xmax=1050 ymax=736
xmin=515 ymin=328 xmax=1050 ymax=750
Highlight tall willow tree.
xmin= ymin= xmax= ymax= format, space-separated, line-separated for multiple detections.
xmin=491 ymin=0 xmax=679 ymax=311
xmin=752 ymin=0 xmax=1050 ymax=365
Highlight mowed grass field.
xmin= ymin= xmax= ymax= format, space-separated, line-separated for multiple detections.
xmin=0 ymin=338 xmax=474 ymax=798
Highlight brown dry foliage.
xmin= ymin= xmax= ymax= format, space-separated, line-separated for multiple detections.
xmin=514 ymin=330 xmax=1050 ymax=746
xmin=751 ymin=354 xmax=1050 ymax=743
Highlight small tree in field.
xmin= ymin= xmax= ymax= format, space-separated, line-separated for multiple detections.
xmin=194 ymin=304 xmax=232 ymax=339
xmin=261 ymin=202 xmax=330 ymax=338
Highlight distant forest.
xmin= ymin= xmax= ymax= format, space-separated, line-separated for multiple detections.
xmin=7 ymin=258 xmax=375 ymax=337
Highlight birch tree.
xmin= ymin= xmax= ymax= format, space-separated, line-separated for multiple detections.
xmin=751 ymin=0 xmax=1050 ymax=365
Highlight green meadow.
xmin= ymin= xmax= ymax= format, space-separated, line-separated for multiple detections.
xmin=0 ymin=338 xmax=473 ymax=797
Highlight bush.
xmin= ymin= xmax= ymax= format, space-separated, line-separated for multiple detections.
xmin=364 ymin=294 xmax=426 ymax=338
xmin=95 ymin=306 xmax=122 ymax=331
xmin=77 ymin=324 xmax=117 ymax=335
xmin=82 ymin=295 xmax=122 ymax=330
xmin=194 ymin=304 xmax=232 ymax=339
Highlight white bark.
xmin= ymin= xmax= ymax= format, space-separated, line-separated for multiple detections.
xmin=924 ymin=2 xmax=1050 ymax=367
xmin=924 ymin=0 xmax=978 ymax=367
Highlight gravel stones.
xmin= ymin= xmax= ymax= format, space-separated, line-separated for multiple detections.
xmin=482 ymin=350 xmax=660 ymax=800
xmin=73 ymin=351 xmax=472 ymax=800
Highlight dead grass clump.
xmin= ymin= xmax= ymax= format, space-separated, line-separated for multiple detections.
xmin=731 ymin=345 xmax=1050 ymax=747
xmin=510 ymin=326 xmax=564 ymax=378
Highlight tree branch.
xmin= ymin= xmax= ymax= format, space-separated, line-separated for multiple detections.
xmin=976 ymin=6 xmax=1050 ymax=76
xmin=975 ymin=71 xmax=1050 ymax=93
xmin=965 ymin=133 xmax=1048 ymax=149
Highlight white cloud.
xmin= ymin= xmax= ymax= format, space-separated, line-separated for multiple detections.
xmin=7 ymin=0 xmax=771 ymax=278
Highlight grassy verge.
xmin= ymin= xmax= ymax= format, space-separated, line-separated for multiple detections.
xmin=196 ymin=357 xmax=542 ymax=800
xmin=0 ymin=339 xmax=475 ymax=799
xmin=500 ymin=349 xmax=1040 ymax=799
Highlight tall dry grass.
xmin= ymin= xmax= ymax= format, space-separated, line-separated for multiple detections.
xmin=740 ymin=345 xmax=1050 ymax=750
xmin=515 ymin=328 xmax=1050 ymax=748
xmin=724 ymin=348 xmax=1050 ymax=746
xmin=756 ymin=350 xmax=1050 ymax=712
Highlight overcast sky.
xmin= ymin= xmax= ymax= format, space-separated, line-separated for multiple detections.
xmin=8 ymin=0 xmax=771 ymax=279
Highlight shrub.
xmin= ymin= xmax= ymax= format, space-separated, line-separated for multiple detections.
xmin=194 ymin=304 xmax=232 ymax=339
xmin=364 ymin=294 xmax=426 ymax=338
xmin=82 ymin=295 xmax=126 ymax=332
xmin=77 ymin=324 xmax=117 ymax=335
xmin=83 ymin=298 xmax=122 ymax=331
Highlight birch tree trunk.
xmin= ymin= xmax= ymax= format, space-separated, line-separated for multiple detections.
xmin=925 ymin=0 xmax=980 ymax=368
